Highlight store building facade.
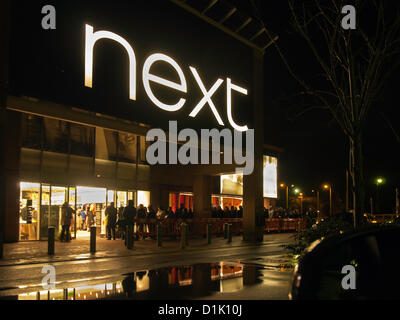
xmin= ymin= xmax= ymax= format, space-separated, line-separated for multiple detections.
xmin=2 ymin=0 xmax=279 ymax=243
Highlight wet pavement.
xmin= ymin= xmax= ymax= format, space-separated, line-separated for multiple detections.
xmin=0 ymin=234 xmax=295 ymax=300
xmin=0 ymin=261 xmax=293 ymax=300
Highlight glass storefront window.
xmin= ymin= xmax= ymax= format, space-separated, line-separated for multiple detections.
xmin=128 ymin=191 xmax=136 ymax=207
xmin=69 ymin=187 xmax=77 ymax=239
xmin=70 ymin=123 xmax=94 ymax=157
xmin=40 ymin=185 xmax=50 ymax=240
xmin=137 ymin=190 xmax=150 ymax=207
xmin=19 ymin=182 xmax=40 ymax=240
xmin=140 ymin=136 xmax=147 ymax=163
xmin=76 ymin=186 xmax=107 ymax=236
xmin=118 ymin=132 xmax=136 ymax=163
xmin=95 ymin=129 xmax=118 ymax=161
xmin=116 ymin=191 xmax=127 ymax=208
xmin=21 ymin=114 xmax=42 ymax=150
xmin=19 ymin=184 xmax=146 ymax=241
xmin=51 ymin=186 xmax=67 ymax=235
xmin=107 ymin=190 xmax=115 ymax=205
xmin=43 ymin=118 xmax=69 ymax=153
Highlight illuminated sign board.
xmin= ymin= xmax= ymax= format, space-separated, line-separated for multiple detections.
xmin=9 ymin=0 xmax=253 ymax=131
xmin=263 ymin=156 xmax=277 ymax=198
xmin=84 ymin=24 xmax=249 ymax=131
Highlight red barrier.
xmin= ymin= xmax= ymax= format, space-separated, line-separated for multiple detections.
xmin=131 ymin=217 xmax=304 ymax=239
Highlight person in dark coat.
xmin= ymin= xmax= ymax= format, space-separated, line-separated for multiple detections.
xmin=117 ymin=206 xmax=125 ymax=239
xmin=60 ymin=202 xmax=74 ymax=242
xmin=238 ymin=206 xmax=243 ymax=218
xmin=105 ymin=202 xmax=118 ymax=240
xmin=166 ymin=207 xmax=174 ymax=218
xmin=147 ymin=204 xmax=156 ymax=238
xmin=136 ymin=204 xmax=147 ymax=239
xmin=123 ymin=200 xmax=137 ymax=245
xmin=147 ymin=205 xmax=156 ymax=219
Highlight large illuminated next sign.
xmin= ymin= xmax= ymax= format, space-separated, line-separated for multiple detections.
xmin=84 ymin=24 xmax=249 ymax=131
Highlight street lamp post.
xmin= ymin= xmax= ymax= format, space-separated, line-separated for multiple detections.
xmin=375 ymin=178 xmax=384 ymax=213
xmin=280 ymin=183 xmax=295 ymax=210
xmin=280 ymin=183 xmax=289 ymax=209
xmin=299 ymin=193 xmax=303 ymax=216
xmin=323 ymin=184 xmax=332 ymax=217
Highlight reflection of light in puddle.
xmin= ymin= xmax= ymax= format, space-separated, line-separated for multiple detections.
xmin=14 ymin=262 xmax=279 ymax=300
xmin=220 ymin=277 xmax=243 ymax=293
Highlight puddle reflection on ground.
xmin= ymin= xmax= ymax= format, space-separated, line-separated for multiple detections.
xmin=5 ymin=261 xmax=292 ymax=300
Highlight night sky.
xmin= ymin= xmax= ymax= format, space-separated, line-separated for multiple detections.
xmin=243 ymin=0 xmax=399 ymax=213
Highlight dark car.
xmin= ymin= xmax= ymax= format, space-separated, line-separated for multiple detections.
xmin=290 ymin=224 xmax=400 ymax=300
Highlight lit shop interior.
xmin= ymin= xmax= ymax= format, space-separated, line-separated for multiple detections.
xmin=19 ymin=183 xmax=150 ymax=241
xmin=214 ymin=155 xmax=277 ymax=209
xmin=17 ymin=112 xmax=151 ymax=241
xmin=167 ymin=155 xmax=278 ymax=212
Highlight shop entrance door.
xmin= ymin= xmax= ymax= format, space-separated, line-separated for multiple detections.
xmin=76 ymin=186 xmax=107 ymax=239
xmin=51 ymin=186 xmax=67 ymax=238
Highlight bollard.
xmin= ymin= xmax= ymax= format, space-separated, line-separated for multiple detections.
xmin=63 ymin=288 xmax=68 ymax=300
xmin=126 ymin=225 xmax=134 ymax=249
xmin=206 ymin=224 xmax=212 ymax=244
xmin=48 ymin=227 xmax=55 ymax=255
xmin=156 ymin=224 xmax=162 ymax=247
xmin=180 ymin=222 xmax=188 ymax=249
xmin=224 ymin=223 xmax=228 ymax=239
xmin=227 ymin=224 xmax=232 ymax=243
xmin=90 ymin=226 xmax=96 ymax=253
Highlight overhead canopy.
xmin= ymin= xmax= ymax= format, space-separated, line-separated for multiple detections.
xmin=170 ymin=0 xmax=278 ymax=53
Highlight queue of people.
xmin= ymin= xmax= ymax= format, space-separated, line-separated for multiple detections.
xmin=211 ymin=206 xmax=243 ymax=218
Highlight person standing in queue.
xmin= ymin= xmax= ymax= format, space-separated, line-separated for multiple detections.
xmin=105 ymin=202 xmax=118 ymax=240
xmin=136 ymin=204 xmax=147 ymax=240
xmin=86 ymin=204 xmax=95 ymax=231
xmin=123 ymin=200 xmax=136 ymax=245
xmin=147 ymin=204 xmax=156 ymax=239
xmin=60 ymin=202 xmax=74 ymax=242
xmin=117 ymin=205 xmax=125 ymax=239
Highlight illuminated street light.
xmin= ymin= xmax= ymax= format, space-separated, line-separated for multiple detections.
xmin=312 ymin=189 xmax=320 ymax=219
xmin=298 ymin=192 xmax=303 ymax=215
xmin=375 ymin=177 xmax=385 ymax=213
xmin=280 ymin=183 xmax=291 ymax=209
xmin=323 ymin=184 xmax=332 ymax=217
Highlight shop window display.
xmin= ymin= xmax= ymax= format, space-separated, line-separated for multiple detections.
xmin=19 ymin=182 xmax=40 ymax=240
